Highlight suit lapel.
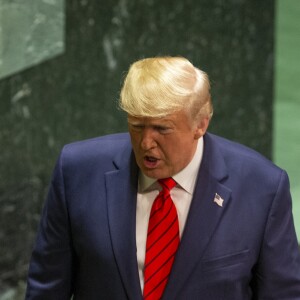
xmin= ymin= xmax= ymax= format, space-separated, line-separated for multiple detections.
xmin=105 ymin=149 xmax=143 ymax=300
xmin=162 ymin=133 xmax=232 ymax=299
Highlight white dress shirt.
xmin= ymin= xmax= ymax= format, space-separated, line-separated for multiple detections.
xmin=136 ymin=137 xmax=204 ymax=290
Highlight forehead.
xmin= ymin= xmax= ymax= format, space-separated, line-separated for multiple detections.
xmin=127 ymin=115 xmax=172 ymax=124
xmin=127 ymin=110 xmax=189 ymax=125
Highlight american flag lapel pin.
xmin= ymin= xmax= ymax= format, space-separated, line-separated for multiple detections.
xmin=213 ymin=193 xmax=224 ymax=207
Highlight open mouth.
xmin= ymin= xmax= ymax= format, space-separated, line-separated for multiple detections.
xmin=145 ymin=156 xmax=158 ymax=163
xmin=143 ymin=156 xmax=160 ymax=168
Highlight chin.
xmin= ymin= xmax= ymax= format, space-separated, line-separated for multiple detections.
xmin=144 ymin=172 xmax=160 ymax=179
xmin=144 ymin=170 xmax=169 ymax=180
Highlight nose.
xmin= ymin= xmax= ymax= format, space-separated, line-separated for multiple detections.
xmin=140 ymin=128 xmax=157 ymax=150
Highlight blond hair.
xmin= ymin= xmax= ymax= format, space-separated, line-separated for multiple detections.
xmin=119 ymin=56 xmax=213 ymax=121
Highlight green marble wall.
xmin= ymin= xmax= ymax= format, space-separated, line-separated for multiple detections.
xmin=274 ymin=0 xmax=300 ymax=239
xmin=0 ymin=0 xmax=275 ymax=298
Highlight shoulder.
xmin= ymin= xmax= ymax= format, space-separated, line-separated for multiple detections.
xmin=205 ymin=132 xmax=285 ymax=180
xmin=206 ymin=132 xmax=275 ymax=164
xmin=59 ymin=132 xmax=131 ymax=168
xmin=63 ymin=132 xmax=130 ymax=154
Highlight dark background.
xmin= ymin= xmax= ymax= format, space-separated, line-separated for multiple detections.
xmin=0 ymin=0 xmax=274 ymax=297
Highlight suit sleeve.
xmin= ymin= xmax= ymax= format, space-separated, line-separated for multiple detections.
xmin=253 ymin=170 xmax=300 ymax=299
xmin=25 ymin=151 xmax=74 ymax=299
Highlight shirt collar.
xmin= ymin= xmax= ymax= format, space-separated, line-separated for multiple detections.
xmin=138 ymin=137 xmax=204 ymax=194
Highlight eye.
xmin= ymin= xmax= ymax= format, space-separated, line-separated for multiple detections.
xmin=129 ymin=124 xmax=144 ymax=132
xmin=154 ymin=126 xmax=172 ymax=134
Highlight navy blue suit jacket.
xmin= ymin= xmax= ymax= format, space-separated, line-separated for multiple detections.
xmin=26 ymin=132 xmax=300 ymax=299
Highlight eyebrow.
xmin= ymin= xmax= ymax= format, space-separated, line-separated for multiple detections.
xmin=128 ymin=119 xmax=174 ymax=127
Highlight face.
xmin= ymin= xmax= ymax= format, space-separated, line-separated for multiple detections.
xmin=128 ymin=110 xmax=209 ymax=179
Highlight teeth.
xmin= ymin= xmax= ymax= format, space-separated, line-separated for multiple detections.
xmin=146 ymin=156 xmax=157 ymax=162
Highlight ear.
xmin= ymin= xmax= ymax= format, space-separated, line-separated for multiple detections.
xmin=194 ymin=117 xmax=210 ymax=139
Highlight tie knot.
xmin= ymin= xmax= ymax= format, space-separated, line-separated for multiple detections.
xmin=158 ymin=177 xmax=176 ymax=192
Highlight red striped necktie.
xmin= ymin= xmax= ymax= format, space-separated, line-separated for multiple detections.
xmin=143 ymin=177 xmax=180 ymax=300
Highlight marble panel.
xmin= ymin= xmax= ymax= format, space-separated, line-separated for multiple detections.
xmin=0 ymin=0 xmax=65 ymax=79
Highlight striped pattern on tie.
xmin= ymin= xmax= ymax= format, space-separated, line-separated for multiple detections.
xmin=143 ymin=177 xmax=180 ymax=300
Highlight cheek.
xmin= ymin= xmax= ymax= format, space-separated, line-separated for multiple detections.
xmin=167 ymin=140 xmax=194 ymax=163
xmin=161 ymin=143 xmax=180 ymax=163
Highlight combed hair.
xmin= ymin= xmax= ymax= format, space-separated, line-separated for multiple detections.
xmin=119 ymin=56 xmax=213 ymax=120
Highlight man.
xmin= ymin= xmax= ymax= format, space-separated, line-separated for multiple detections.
xmin=26 ymin=56 xmax=300 ymax=299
